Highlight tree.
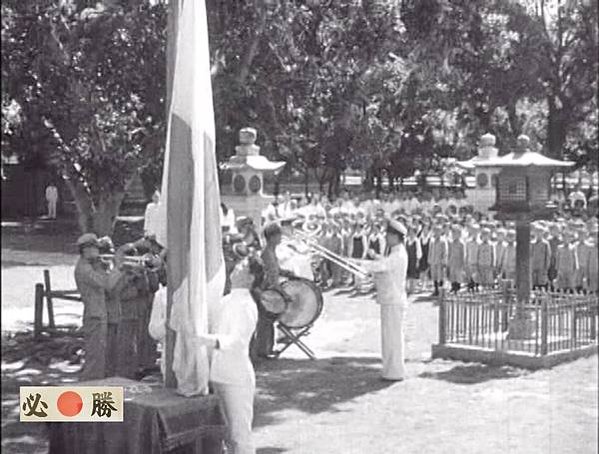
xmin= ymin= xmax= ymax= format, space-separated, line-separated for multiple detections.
xmin=2 ymin=1 xmax=167 ymax=235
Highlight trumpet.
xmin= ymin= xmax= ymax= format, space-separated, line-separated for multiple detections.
xmin=289 ymin=232 xmax=370 ymax=278
xmin=98 ymin=254 xmax=155 ymax=267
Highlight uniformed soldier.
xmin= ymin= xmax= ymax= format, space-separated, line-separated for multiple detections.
xmin=253 ymin=222 xmax=293 ymax=359
xmin=96 ymin=236 xmax=121 ymax=378
xmin=74 ymin=233 xmax=126 ymax=380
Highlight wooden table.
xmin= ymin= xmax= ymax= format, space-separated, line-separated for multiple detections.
xmin=47 ymin=377 xmax=226 ymax=454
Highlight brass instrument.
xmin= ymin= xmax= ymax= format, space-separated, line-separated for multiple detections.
xmin=98 ymin=253 xmax=156 ymax=267
xmin=288 ymin=231 xmax=370 ymax=278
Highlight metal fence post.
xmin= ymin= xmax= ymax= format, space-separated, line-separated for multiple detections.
xmin=540 ymin=296 xmax=548 ymax=355
xmin=501 ymin=281 xmax=510 ymax=332
xmin=43 ymin=269 xmax=55 ymax=329
xmin=570 ymin=299 xmax=577 ymax=350
xmin=439 ymin=292 xmax=446 ymax=345
xmin=591 ymin=296 xmax=597 ymax=340
xmin=34 ymin=283 xmax=44 ymax=339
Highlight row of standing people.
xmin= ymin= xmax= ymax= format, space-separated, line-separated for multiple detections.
xmin=74 ymin=234 xmax=163 ymax=381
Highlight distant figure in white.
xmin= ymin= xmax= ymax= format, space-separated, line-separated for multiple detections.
xmin=144 ymin=190 xmax=161 ymax=238
xmin=195 ymin=255 xmax=259 ymax=454
xmin=45 ymin=183 xmax=58 ymax=219
xmin=221 ymin=203 xmax=237 ymax=234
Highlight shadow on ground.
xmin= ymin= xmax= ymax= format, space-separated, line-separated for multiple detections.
xmin=418 ymin=363 xmax=528 ymax=384
xmin=1 ymin=219 xmax=81 ymax=256
xmin=2 ymin=330 xmax=84 ymax=454
xmin=254 ymin=356 xmax=392 ymax=427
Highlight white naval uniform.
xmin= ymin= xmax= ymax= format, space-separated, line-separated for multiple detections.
xmin=361 ymin=243 xmax=409 ymax=380
xmin=276 ymin=241 xmax=314 ymax=281
xmin=209 ymin=288 xmax=258 ymax=454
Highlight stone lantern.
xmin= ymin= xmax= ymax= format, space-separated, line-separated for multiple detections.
xmin=220 ymin=127 xmax=285 ymax=227
xmin=489 ymin=135 xmax=574 ymax=338
xmin=457 ymin=133 xmax=502 ymax=215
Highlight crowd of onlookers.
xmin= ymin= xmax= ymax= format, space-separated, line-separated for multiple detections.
xmin=219 ymin=186 xmax=598 ymax=296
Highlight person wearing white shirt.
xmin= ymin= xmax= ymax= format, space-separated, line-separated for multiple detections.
xmin=144 ymin=190 xmax=161 ymax=237
xmin=278 ymin=191 xmax=295 ymax=219
xmin=355 ymin=219 xmax=409 ymax=381
xmin=45 ymin=183 xmax=59 ymax=219
xmin=195 ymin=257 xmax=259 ymax=454
xmin=221 ymin=203 xmax=238 ymax=234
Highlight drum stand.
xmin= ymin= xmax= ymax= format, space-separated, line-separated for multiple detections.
xmin=273 ymin=323 xmax=316 ymax=360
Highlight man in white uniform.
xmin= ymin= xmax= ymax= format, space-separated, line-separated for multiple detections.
xmin=45 ymin=183 xmax=58 ymax=219
xmin=356 ymin=218 xmax=409 ymax=381
xmin=144 ymin=190 xmax=161 ymax=237
xmin=195 ymin=257 xmax=259 ymax=454
xmin=276 ymin=219 xmax=313 ymax=281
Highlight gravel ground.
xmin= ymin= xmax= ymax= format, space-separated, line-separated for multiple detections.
xmin=1 ymin=227 xmax=597 ymax=454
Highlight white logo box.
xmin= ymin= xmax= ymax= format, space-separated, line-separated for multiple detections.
xmin=20 ymin=386 xmax=124 ymax=422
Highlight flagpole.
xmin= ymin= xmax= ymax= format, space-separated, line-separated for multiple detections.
xmin=164 ymin=0 xmax=179 ymax=389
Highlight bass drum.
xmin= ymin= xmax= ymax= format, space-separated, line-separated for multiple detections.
xmin=259 ymin=278 xmax=324 ymax=329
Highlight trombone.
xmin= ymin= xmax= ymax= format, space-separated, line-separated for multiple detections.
xmin=289 ymin=231 xmax=370 ymax=278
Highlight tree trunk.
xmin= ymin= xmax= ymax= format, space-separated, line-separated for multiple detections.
xmin=304 ymin=170 xmax=309 ymax=196
xmin=64 ymin=176 xmax=94 ymax=233
xmin=507 ymin=101 xmax=522 ymax=138
xmin=63 ymin=172 xmax=126 ymax=236
xmin=547 ymin=96 xmax=569 ymax=158
xmin=92 ymin=192 xmax=126 ymax=237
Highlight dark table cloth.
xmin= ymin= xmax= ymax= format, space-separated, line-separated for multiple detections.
xmin=47 ymin=377 xmax=226 ymax=454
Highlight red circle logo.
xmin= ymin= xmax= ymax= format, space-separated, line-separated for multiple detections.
xmin=57 ymin=391 xmax=83 ymax=417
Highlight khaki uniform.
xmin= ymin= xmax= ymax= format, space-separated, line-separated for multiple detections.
xmin=556 ymin=244 xmax=578 ymax=290
xmin=252 ymin=247 xmax=279 ymax=358
xmin=499 ymin=242 xmax=516 ymax=281
xmin=477 ymin=242 xmax=495 ymax=287
xmin=465 ymin=238 xmax=479 ymax=284
xmin=531 ymin=239 xmax=551 ymax=287
xmin=428 ymin=237 xmax=448 ymax=282
xmin=74 ymin=258 xmax=123 ymax=380
xmin=583 ymin=242 xmax=598 ymax=292
xmin=447 ymin=239 xmax=466 ymax=283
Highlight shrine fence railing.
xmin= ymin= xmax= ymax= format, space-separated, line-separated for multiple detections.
xmin=438 ymin=288 xmax=598 ymax=356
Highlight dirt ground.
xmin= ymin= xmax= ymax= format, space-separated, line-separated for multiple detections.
xmin=1 ymin=225 xmax=598 ymax=454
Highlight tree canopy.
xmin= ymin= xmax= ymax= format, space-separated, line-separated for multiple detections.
xmin=2 ymin=0 xmax=597 ymax=234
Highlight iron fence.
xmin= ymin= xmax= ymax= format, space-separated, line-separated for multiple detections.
xmin=438 ymin=289 xmax=598 ymax=356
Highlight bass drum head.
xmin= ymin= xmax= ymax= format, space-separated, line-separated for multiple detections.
xmin=278 ymin=278 xmax=323 ymax=329
xmin=259 ymin=289 xmax=287 ymax=316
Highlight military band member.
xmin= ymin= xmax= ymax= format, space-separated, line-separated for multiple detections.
xmin=96 ymin=236 xmax=121 ymax=378
xmin=357 ymin=219 xmax=409 ymax=381
xmin=253 ymin=222 xmax=293 ymax=359
xmin=74 ymin=233 xmax=127 ymax=380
